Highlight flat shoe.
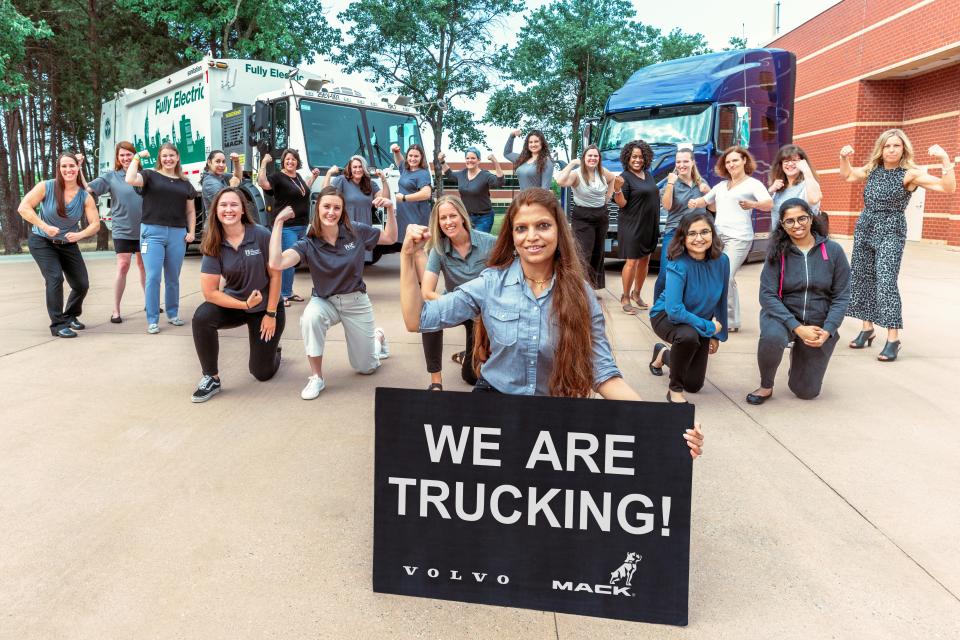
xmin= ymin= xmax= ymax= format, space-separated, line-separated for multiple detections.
xmin=665 ymin=390 xmax=687 ymax=403
xmin=110 ymin=314 xmax=122 ymax=324
xmin=649 ymin=343 xmax=666 ymax=376
xmin=69 ymin=320 xmax=85 ymax=330
xmin=427 ymin=383 xmax=443 ymax=391
xmin=746 ymin=390 xmax=773 ymax=405
xmin=451 ymin=351 xmax=466 ymax=366
xmin=287 ymin=294 xmax=305 ymax=302
xmin=55 ymin=327 xmax=78 ymax=338
xmin=620 ymin=295 xmax=636 ymax=315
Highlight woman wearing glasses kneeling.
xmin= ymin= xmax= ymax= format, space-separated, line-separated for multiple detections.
xmin=648 ymin=212 xmax=729 ymax=404
xmin=746 ymin=199 xmax=850 ymax=404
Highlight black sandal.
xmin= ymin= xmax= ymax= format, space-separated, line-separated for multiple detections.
xmin=877 ymin=340 xmax=901 ymax=362
xmin=649 ymin=343 xmax=666 ymax=376
xmin=287 ymin=294 xmax=305 ymax=302
xmin=427 ymin=383 xmax=443 ymax=391
xmin=849 ymin=329 xmax=875 ymax=349
xmin=451 ymin=351 xmax=466 ymax=365
xmin=283 ymin=298 xmax=292 ymax=307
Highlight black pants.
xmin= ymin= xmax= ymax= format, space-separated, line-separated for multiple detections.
xmin=652 ymin=311 xmax=711 ymax=393
xmin=571 ymin=204 xmax=608 ymax=289
xmin=421 ymin=318 xmax=478 ymax=385
xmin=192 ymin=301 xmax=286 ymax=380
xmin=758 ymin=311 xmax=839 ymax=399
xmin=28 ymin=234 xmax=90 ymax=334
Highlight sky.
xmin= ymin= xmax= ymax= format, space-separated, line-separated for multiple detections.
xmin=303 ymin=0 xmax=841 ymax=158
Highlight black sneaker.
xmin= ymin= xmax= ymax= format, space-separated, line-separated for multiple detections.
xmin=191 ymin=375 xmax=221 ymax=403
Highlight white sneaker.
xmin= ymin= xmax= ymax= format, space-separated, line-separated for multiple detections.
xmin=301 ymin=374 xmax=326 ymax=400
xmin=375 ymin=327 xmax=389 ymax=359
xmin=147 ymin=323 xmax=160 ymax=334
xmin=168 ymin=317 xmax=186 ymax=326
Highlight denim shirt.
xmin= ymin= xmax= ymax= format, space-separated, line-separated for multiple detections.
xmin=419 ymin=258 xmax=621 ymax=395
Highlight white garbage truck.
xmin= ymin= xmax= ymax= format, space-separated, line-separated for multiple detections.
xmin=97 ymin=57 xmax=429 ymax=260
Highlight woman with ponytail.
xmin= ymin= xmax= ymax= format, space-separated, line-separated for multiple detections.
xmin=399 ymin=188 xmax=704 ymax=457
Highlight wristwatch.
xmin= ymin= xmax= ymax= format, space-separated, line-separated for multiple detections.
xmin=265 ymin=310 xmax=277 ymax=318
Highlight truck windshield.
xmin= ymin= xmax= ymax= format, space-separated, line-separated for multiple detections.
xmin=365 ymin=110 xmax=422 ymax=168
xmin=598 ymin=104 xmax=712 ymax=150
xmin=301 ymin=100 xmax=367 ymax=169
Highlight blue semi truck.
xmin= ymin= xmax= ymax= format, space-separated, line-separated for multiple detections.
xmin=581 ymin=48 xmax=797 ymax=261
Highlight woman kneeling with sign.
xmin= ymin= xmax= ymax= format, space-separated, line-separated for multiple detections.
xmin=191 ymin=187 xmax=284 ymax=402
xmin=399 ymin=188 xmax=703 ymax=458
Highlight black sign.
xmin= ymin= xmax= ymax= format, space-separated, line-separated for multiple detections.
xmin=372 ymin=388 xmax=695 ymax=626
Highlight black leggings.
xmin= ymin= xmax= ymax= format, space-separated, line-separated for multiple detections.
xmin=652 ymin=311 xmax=711 ymax=393
xmin=191 ymin=301 xmax=286 ymax=380
xmin=421 ymin=318 xmax=478 ymax=385
xmin=28 ymin=234 xmax=90 ymax=333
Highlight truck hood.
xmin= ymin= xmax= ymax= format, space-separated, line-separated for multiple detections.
xmin=605 ymin=49 xmax=787 ymax=114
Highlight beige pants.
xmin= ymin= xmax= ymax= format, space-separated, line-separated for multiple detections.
xmin=300 ymin=292 xmax=380 ymax=374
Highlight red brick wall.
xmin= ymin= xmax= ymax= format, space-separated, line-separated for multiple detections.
xmin=770 ymin=0 xmax=960 ymax=244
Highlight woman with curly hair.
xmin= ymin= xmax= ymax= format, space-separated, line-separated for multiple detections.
xmin=612 ymin=139 xmax=659 ymax=313
xmin=839 ymin=130 xmax=955 ymax=361
xmin=398 ymin=187 xmax=704 ymax=457
xmin=504 ymin=129 xmax=555 ymax=190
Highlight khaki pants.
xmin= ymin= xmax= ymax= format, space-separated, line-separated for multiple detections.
xmin=300 ymin=292 xmax=381 ymax=374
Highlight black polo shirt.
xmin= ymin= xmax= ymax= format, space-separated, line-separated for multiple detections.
xmin=293 ymin=222 xmax=380 ymax=298
xmin=200 ymin=225 xmax=272 ymax=313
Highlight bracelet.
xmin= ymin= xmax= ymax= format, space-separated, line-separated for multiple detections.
xmin=613 ymin=190 xmax=622 ymax=196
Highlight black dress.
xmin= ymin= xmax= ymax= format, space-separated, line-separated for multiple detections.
xmin=617 ymin=170 xmax=660 ymax=259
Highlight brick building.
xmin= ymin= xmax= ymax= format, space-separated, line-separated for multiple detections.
xmin=769 ymin=0 xmax=960 ymax=245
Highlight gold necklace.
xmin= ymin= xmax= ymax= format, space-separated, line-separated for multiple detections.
xmin=285 ymin=172 xmax=305 ymax=197
xmin=524 ymin=274 xmax=552 ymax=287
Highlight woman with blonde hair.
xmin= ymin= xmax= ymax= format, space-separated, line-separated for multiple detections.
xmin=399 ymin=188 xmax=704 ymax=457
xmin=126 ymin=142 xmax=198 ymax=333
xmin=86 ymin=140 xmax=146 ymax=323
xmin=419 ymin=195 xmax=497 ymax=390
xmin=556 ymin=144 xmax=617 ymax=290
xmin=839 ymin=129 xmax=955 ymax=361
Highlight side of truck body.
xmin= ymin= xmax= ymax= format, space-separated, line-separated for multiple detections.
xmin=584 ymin=48 xmax=797 ymax=262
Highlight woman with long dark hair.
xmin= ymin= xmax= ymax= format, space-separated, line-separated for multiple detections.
xmin=419 ymin=195 xmax=496 ymax=390
xmin=391 ymin=142 xmax=433 ymax=240
xmin=504 ymin=129 xmax=554 ymax=190
xmin=322 ymin=155 xmax=390 ymax=261
xmin=86 ymin=141 xmax=145 ymax=323
xmin=745 ymin=198 xmax=850 ymax=404
xmin=200 ymin=149 xmax=241 ymax=213
xmin=840 ymin=130 xmax=955 ymax=361
xmin=612 ymin=139 xmax=659 ymax=313
xmin=18 ymin=152 xmax=101 ymax=338
xmin=399 ymin=188 xmax=703 ymax=456
xmin=556 ymin=144 xmax=617 ymax=291
xmin=648 ymin=212 xmax=729 ymax=403
xmin=688 ymin=146 xmax=773 ymax=332
xmin=768 ymin=144 xmax=822 ymax=224
xmin=258 ymin=148 xmax=321 ymax=305
xmin=190 ymin=188 xmax=284 ymax=403
xmin=126 ymin=142 xmax=197 ymax=334
xmin=437 ymin=147 xmax=504 ymax=233
xmin=268 ymin=186 xmax=397 ymax=400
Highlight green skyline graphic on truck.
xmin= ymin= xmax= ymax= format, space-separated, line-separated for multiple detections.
xmin=133 ymin=112 xmax=207 ymax=167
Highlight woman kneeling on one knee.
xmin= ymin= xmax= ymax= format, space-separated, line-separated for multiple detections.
xmin=648 ymin=212 xmax=729 ymax=404
xmin=269 ymin=186 xmax=397 ymax=400
xmin=746 ymin=198 xmax=850 ymax=404
xmin=191 ymin=188 xmax=284 ymax=402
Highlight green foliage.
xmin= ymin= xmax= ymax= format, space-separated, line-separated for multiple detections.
xmin=725 ymin=36 xmax=749 ymax=51
xmin=485 ymin=0 xmax=712 ymax=158
xmin=0 ymin=1 xmax=50 ymax=107
xmin=333 ymin=0 xmax=521 ymax=157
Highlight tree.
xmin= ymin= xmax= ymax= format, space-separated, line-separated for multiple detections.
xmin=333 ymin=0 xmax=521 ymax=180
xmin=0 ymin=1 xmax=50 ymax=253
xmin=485 ymin=0 xmax=710 ymax=159
xmin=725 ymin=36 xmax=748 ymax=51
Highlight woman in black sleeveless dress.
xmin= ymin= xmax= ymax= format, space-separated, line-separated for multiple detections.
xmin=612 ymin=140 xmax=659 ymax=314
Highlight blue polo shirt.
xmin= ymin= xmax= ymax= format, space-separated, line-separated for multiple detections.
xmin=293 ymin=222 xmax=381 ymax=298
xmin=200 ymin=224 xmax=272 ymax=313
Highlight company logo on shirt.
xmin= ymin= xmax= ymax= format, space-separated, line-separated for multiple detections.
xmin=344 ymin=242 xmax=356 ymax=251
xmin=244 ymin=248 xmax=261 ymax=257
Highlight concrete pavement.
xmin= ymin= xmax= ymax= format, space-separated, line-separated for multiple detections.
xmin=1 ymin=241 xmax=958 ymax=639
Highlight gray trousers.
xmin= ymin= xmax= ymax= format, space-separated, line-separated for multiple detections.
xmin=720 ymin=234 xmax=751 ymax=330
xmin=300 ymin=292 xmax=381 ymax=374
xmin=757 ymin=311 xmax=839 ymax=399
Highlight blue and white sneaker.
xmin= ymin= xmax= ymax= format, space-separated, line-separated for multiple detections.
xmin=191 ymin=375 xmax=221 ymax=403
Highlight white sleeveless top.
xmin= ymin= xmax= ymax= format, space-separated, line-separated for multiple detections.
xmin=570 ymin=170 xmax=608 ymax=208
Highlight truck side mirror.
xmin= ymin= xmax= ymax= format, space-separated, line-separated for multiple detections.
xmin=253 ymin=100 xmax=269 ymax=131
xmin=715 ymin=104 xmax=750 ymax=151
xmin=736 ymin=107 xmax=751 ymax=147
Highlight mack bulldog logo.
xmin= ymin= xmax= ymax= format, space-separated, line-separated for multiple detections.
xmin=610 ymin=551 xmax=641 ymax=587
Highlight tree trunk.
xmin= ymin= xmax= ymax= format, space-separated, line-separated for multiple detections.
xmin=570 ymin=75 xmax=587 ymax=159
xmin=87 ymin=0 xmax=110 ymax=250
xmin=431 ymin=111 xmax=444 ymax=195
xmin=3 ymin=110 xmax=25 ymax=253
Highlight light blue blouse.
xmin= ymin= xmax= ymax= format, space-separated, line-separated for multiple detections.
xmin=419 ymin=258 xmax=621 ymax=395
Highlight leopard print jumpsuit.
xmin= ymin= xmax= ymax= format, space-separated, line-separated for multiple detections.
xmin=847 ymin=167 xmax=911 ymax=329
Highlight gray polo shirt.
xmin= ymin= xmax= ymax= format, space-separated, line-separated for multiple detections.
xmin=293 ymin=222 xmax=381 ymax=298
xmin=87 ymin=170 xmax=143 ymax=240
xmin=659 ymin=178 xmax=708 ymax=235
xmin=200 ymin=224 xmax=272 ymax=313
xmin=426 ymin=229 xmax=496 ymax=290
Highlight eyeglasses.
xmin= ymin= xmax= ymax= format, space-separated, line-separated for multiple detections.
xmin=781 ymin=215 xmax=811 ymax=227
xmin=686 ymin=229 xmax=713 ymax=239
